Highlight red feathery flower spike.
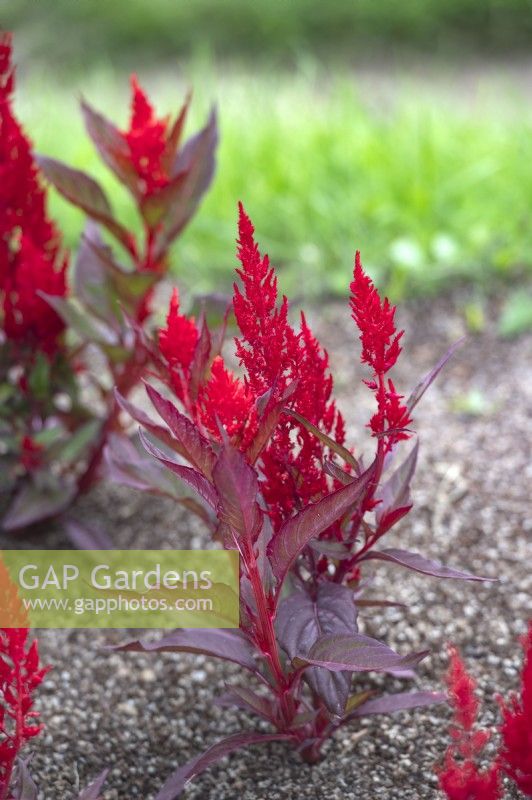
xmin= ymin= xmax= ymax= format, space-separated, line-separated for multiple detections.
xmin=437 ymin=646 xmax=501 ymax=800
xmin=0 ymin=628 xmax=50 ymax=800
xmin=350 ymin=251 xmax=411 ymax=447
xmin=0 ymin=33 xmax=68 ymax=355
xmin=499 ymin=621 xmax=532 ymax=794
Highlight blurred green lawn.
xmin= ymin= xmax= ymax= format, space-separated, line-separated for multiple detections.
xmin=5 ymin=0 xmax=532 ymax=64
xmin=15 ymin=62 xmax=532 ymax=299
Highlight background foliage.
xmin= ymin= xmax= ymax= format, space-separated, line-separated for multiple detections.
xmin=5 ymin=0 xmax=532 ymax=302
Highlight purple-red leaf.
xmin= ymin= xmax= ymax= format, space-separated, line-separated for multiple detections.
xmin=154 ymin=731 xmax=292 ymax=800
xmin=360 ymin=548 xmax=495 ymax=581
xmin=294 ymin=633 xmax=428 ymax=674
xmin=139 ymin=430 xmax=217 ymax=510
xmin=284 ymin=408 xmax=360 ymax=472
xmin=81 ymin=99 xmax=139 ymax=195
xmin=268 ymin=462 xmax=375 ymax=589
xmin=153 ymin=109 xmax=218 ymax=258
xmin=143 ymin=382 xmax=216 ymax=477
xmin=36 ymin=155 xmax=132 ymax=250
xmin=348 ymin=690 xmax=446 ymax=719
xmin=187 ymin=316 xmax=212 ymax=402
xmin=212 ymin=443 xmax=262 ymax=544
xmin=112 ymin=629 xmax=257 ymax=671
xmin=115 ymin=390 xmax=177 ymax=450
xmin=63 ymin=519 xmax=114 ymax=550
xmin=276 ymin=585 xmax=358 ymax=716
xmin=216 ymin=686 xmax=275 ymax=723
xmin=375 ymin=440 xmax=418 ymax=528
xmin=407 ymin=338 xmax=464 ymax=413
xmin=12 ymin=759 xmax=38 ymax=800
xmin=78 ymin=770 xmax=109 ymax=800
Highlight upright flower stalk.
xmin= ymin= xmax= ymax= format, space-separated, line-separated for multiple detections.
xmin=109 ymin=206 xmax=489 ymax=798
xmin=0 ymin=629 xmax=49 ymax=800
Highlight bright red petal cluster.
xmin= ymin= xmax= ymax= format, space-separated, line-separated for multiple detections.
xmin=499 ymin=621 xmax=532 ymax=794
xmin=199 ymin=356 xmax=258 ymax=449
xmin=350 ymin=252 xmax=411 ymax=445
xmin=158 ymin=288 xmax=199 ymax=402
xmin=234 ymin=204 xmax=345 ymax=528
xmin=0 ymin=628 xmax=50 ymax=796
xmin=438 ymin=646 xmax=501 ymax=800
xmin=124 ymin=76 xmax=171 ymax=197
xmin=0 ymin=34 xmax=68 ymax=354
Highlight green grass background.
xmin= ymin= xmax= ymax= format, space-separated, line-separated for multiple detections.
xmin=6 ymin=1 xmax=532 ymax=307
xmin=15 ymin=63 xmax=532 ymax=298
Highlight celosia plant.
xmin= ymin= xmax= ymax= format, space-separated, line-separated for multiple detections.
xmin=109 ymin=206 xmax=492 ymax=798
xmin=0 ymin=628 xmax=49 ymax=800
xmin=437 ymin=623 xmax=532 ymax=800
xmin=0 ymin=34 xmax=217 ymax=538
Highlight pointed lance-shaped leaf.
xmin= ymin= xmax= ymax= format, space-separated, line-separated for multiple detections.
xmin=154 ymin=731 xmax=293 ymax=800
xmin=78 ymin=770 xmax=109 ymax=800
xmin=407 ymin=338 xmax=464 ymax=413
xmin=293 ymin=632 xmax=428 ymax=674
xmin=3 ymin=476 xmax=76 ymax=531
xmin=153 ymin=109 xmax=218 ymax=258
xmin=247 ymin=381 xmax=299 ymax=465
xmin=36 ymin=156 xmax=132 ymax=251
xmin=215 ymin=685 xmax=275 ymax=724
xmin=12 ymin=760 xmax=38 ymax=800
xmin=284 ymin=408 xmax=360 ymax=472
xmin=347 ymin=690 xmax=446 ymax=720
xmin=63 ymin=519 xmax=114 ymax=550
xmin=104 ymin=433 xmax=213 ymax=526
xmin=139 ymin=429 xmax=218 ymax=510
xmin=115 ymin=389 xmax=179 ymax=451
xmin=187 ymin=315 xmax=212 ymax=402
xmin=112 ymin=629 xmax=257 ymax=672
xmin=360 ymin=548 xmax=495 ymax=581
xmin=276 ymin=584 xmax=358 ymax=716
xmin=81 ymin=99 xmax=139 ymax=194
xmin=375 ymin=440 xmax=418 ymax=528
xmin=212 ymin=442 xmax=262 ymax=545
xmin=40 ymin=294 xmax=119 ymax=347
xmin=268 ymin=461 xmax=375 ymax=590
xmin=143 ymin=382 xmax=216 ymax=477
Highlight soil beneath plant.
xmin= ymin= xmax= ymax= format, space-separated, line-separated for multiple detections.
xmin=2 ymin=291 xmax=530 ymax=800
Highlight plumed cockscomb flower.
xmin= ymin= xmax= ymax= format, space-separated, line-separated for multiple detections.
xmin=124 ymin=76 xmax=172 ymax=198
xmin=3 ymin=235 xmax=67 ymax=353
xmin=0 ymin=33 xmax=68 ymax=354
xmin=350 ymin=252 xmax=411 ymax=446
xmin=0 ymin=628 xmax=50 ymax=799
xmin=159 ymin=288 xmax=199 ymax=402
xmin=234 ymin=204 xmax=345 ymax=528
xmin=199 ymin=356 xmax=258 ymax=449
xmin=499 ymin=621 xmax=532 ymax=795
xmin=437 ymin=646 xmax=501 ymax=800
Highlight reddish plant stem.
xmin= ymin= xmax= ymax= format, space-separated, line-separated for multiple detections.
xmin=243 ymin=542 xmax=297 ymax=729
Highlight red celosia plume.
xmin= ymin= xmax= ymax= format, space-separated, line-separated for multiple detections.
xmin=0 ymin=628 xmax=50 ymax=799
xmin=158 ymin=288 xmax=199 ymax=403
xmin=437 ymin=646 xmax=501 ymax=800
xmin=234 ymin=204 xmax=345 ymax=528
xmin=350 ymin=252 xmax=412 ymax=446
xmin=499 ymin=621 xmax=532 ymax=794
xmin=0 ymin=33 xmax=68 ymax=355
xmin=199 ymin=356 xmax=258 ymax=449
xmin=124 ymin=75 xmax=171 ymax=198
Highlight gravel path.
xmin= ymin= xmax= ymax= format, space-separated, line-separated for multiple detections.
xmin=3 ymin=293 xmax=531 ymax=799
